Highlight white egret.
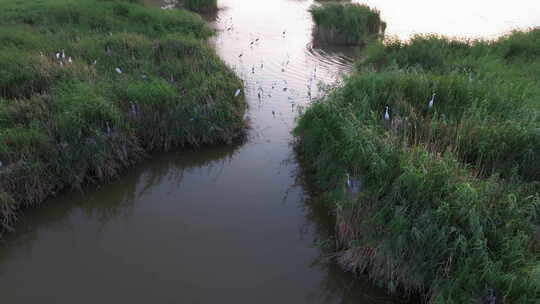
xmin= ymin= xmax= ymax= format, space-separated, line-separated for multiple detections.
xmin=61 ymin=50 xmax=65 ymax=59
xmin=234 ymin=89 xmax=241 ymax=97
xmin=68 ymin=57 xmax=72 ymax=64
xmin=428 ymin=93 xmax=436 ymax=108
xmin=115 ymin=67 xmax=122 ymax=74
xmin=130 ymin=102 xmax=138 ymax=115
xmin=345 ymin=173 xmax=352 ymax=188
xmin=384 ymin=106 xmax=390 ymax=120
xmin=56 ymin=52 xmax=61 ymax=59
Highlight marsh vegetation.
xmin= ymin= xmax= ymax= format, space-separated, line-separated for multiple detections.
xmin=0 ymin=0 xmax=245 ymax=236
xmin=181 ymin=0 xmax=218 ymax=13
xmin=310 ymin=2 xmax=386 ymax=46
xmin=295 ymin=29 xmax=540 ymax=303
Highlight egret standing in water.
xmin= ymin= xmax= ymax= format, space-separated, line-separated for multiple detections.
xmin=428 ymin=93 xmax=436 ymax=108
xmin=384 ymin=106 xmax=390 ymax=120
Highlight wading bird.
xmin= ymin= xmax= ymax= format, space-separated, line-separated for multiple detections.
xmin=115 ymin=67 xmax=122 ymax=74
xmin=428 ymin=93 xmax=436 ymax=108
xmin=234 ymin=89 xmax=241 ymax=97
xmin=384 ymin=106 xmax=390 ymax=120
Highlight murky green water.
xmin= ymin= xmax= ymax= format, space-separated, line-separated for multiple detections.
xmin=1 ymin=0 xmax=538 ymax=302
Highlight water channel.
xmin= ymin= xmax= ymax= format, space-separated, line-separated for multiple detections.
xmin=1 ymin=0 xmax=539 ymax=303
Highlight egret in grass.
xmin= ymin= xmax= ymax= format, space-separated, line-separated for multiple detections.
xmin=428 ymin=93 xmax=436 ymax=108
xmin=345 ymin=173 xmax=352 ymax=188
xmin=234 ymin=89 xmax=241 ymax=97
xmin=384 ymin=106 xmax=390 ymax=120
xmin=68 ymin=57 xmax=72 ymax=64
xmin=115 ymin=67 xmax=122 ymax=74
xmin=55 ymin=52 xmax=61 ymax=59
xmin=130 ymin=102 xmax=138 ymax=115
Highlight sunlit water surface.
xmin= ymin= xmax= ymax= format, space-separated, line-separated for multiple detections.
xmin=1 ymin=0 xmax=538 ymax=303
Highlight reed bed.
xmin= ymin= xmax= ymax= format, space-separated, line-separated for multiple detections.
xmin=309 ymin=2 xmax=386 ymax=46
xmin=294 ymin=29 xmax=540 ymax=303
xmin=0 ymin=0 xmax=246 ymax=236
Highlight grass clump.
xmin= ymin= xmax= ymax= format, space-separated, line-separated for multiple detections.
xmin=0 ymin=0 xmax=245 ymax=237
xmin=309 ymin=2 xmax=386 ymax=46
xmin=181 ymin=0 xmax=218 ymax=13
xmin=294 ymin=29 xmax=540 ymax=303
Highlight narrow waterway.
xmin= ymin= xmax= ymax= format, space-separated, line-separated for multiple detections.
xmin=1 ymin=0 xmax=539 ymax=303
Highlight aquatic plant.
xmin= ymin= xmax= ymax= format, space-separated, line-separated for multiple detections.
xmin=309 ymin=2 xmax=386 ymax=46
xmin=295 ymin=28 xmax=540 ymax=303
xmin=0 ymin=0 xmax=245 ymax=237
